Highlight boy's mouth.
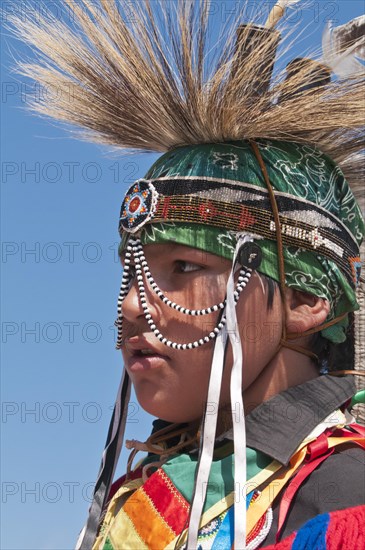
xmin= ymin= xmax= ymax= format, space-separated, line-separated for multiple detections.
xmin=125 ymin=336 xmax=170 ymax=371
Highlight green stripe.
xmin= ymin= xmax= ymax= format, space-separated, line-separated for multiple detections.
xmin=161 ymin=446 xmax=271 ymax=512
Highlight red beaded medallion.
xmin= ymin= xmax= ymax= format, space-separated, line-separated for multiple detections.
xmin=120 ymin=180 xmax=159 ymax=233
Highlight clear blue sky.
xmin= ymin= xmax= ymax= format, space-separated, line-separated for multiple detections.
xmin=1 ymin=1 xmax=364 ymax=548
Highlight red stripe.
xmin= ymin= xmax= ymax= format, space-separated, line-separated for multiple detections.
xmin=143 ymin=469 xmax=190 ymax=534
xmin=276 ymin=448 xmax=334 ymax=542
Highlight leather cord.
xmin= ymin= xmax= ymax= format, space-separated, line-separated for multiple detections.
xmin=249 ymin=140 xmax=349 ymax=360
xmin=250 ymin=140 xmax=287 ymax=341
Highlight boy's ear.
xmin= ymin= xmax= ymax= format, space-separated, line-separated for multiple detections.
xmin=284 ymin=288 xmax=331 ymax=336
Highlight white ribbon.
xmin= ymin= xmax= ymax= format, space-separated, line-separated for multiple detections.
xmin=226 ymin=235 xmax=250 ymax=549
xmin=187 ymin=234 xmax=252 ymax=549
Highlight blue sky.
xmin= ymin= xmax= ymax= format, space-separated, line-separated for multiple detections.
xmin=1 ymin=1 xmax=364 ymax=548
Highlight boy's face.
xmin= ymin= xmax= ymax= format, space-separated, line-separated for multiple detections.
xmin=121 ymin=243 xmax=283 ymax=423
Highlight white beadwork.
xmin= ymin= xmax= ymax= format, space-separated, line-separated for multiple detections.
xmin=115 ymin=240 xmax=134 ymax=348
xmin=115 ymin=238 xmax=252 ymax=350
xmin=246 ymin=505 xmax=273 ymax=550
xmin=133 ymin=240 xmax=248 ymax=316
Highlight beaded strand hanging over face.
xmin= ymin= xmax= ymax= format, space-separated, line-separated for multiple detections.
xmin=115 ymin=238 xmax=252 ymax=351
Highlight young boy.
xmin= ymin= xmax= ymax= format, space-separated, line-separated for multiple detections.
xmin=9 ymin=1 xmax=364 ymax=548
xmin=88 ymin=141 xmax=364 ymax=549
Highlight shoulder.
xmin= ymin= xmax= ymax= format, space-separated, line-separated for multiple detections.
xmin=295 ymin=446 xmax=364 ymax=514
xmin=262 ymin=445 xmax=364 ymax=546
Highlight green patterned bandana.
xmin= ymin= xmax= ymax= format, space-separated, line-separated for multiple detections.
xmin=120 ymin=140 xmax=364 ymax=343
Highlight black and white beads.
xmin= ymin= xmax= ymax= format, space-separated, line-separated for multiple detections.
xmin=115 ymin=238 xmax=252 ymax=350
xmin=132 ymin=240 xmax=249 ymax=315
xmin=115 ymin=240 xmax=135 ymax=349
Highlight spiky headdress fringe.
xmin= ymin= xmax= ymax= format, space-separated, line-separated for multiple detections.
xmin=8 ymin=0 xmax=364 ymax=204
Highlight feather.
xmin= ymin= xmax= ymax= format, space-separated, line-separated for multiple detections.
xmin=5 ymin=0 xmax=364 ymax=205
xmin=322 ymin=15 xmax=365 ymax=78
xmin=265 ymin=0 xmax=301 ymax=29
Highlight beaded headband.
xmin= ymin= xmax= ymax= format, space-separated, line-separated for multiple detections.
xmin=119 ymin=176 xmax=361 ymax=288
xmin=118 ymin=140 xmax=364 ymax=345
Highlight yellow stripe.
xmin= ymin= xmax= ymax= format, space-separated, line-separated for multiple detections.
xmin=246 ymin=446 xmax=307 ymax=535
xmin=109 ymin=509 xmax=148 ymax=549
xmin=92 ymin=479 xmax=143 ymax=549
xmin=328 ymin=436 xmax=364 ymax=448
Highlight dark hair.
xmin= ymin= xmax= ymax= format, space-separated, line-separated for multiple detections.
xmin=260 ymin=273 xmax=278 ymax=311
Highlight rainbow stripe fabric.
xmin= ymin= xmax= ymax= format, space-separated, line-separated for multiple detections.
xmin=93 ymin=428 xmax=364 ymax=550
xmin=93 ymin=446 xmax=280 ymax=549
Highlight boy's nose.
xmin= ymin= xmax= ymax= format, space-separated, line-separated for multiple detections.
xmin=121 ymin=275 xmax=160 ymax=327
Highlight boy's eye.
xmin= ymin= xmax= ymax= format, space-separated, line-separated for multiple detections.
xmin=176 ymin=260 xmax=202 ymax=273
